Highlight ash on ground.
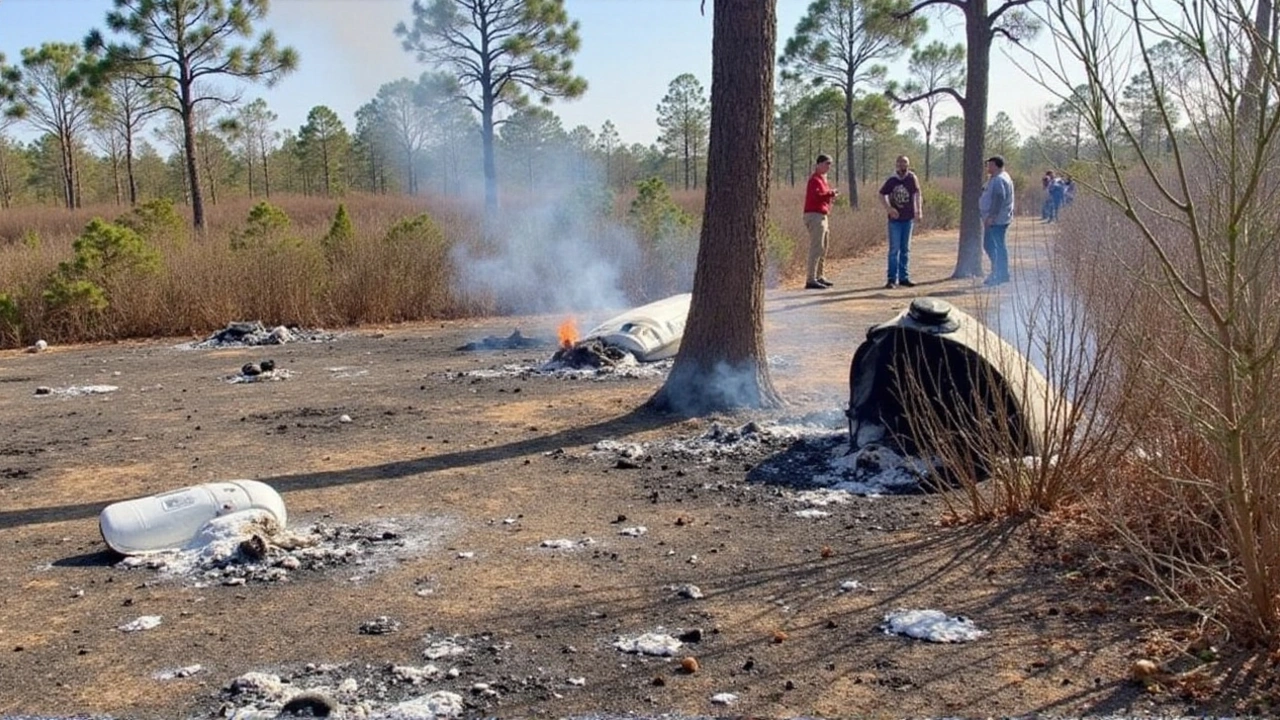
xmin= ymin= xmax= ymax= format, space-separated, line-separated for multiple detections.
xmin=33 ymin=384 xmax=119 ymax=397
xmin=583 ymin=415 xmax=935 ymax=496
xmin=452 ymin=353 xmax=793 ymax=383
xmin=450 ymin=355 xmax=673 ymax=382
xmin=456 ymin=329 xmax=551 ymax=352
xmin=114 ymin=511 xmax=455 ymax=586
xmin=224 ymin=362 xmax=295 ymax=384
xmin=208 ymin=630 xmax=550 ymax=719
xmin=183 ymin=321 xmax=337 ymax=349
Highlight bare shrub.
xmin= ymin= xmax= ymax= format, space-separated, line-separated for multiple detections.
xmin=1036 ymin=0 xmax=1280 ymax=640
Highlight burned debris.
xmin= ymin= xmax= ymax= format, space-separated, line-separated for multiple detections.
xmin=190 ymin=321 xmax=336 ymax=349
xmin=456 ymin=329 xmax=550 ymax=352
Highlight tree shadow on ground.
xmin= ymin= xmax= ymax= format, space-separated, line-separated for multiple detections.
xmin=0 ymin=405 xmax=682 ymax=531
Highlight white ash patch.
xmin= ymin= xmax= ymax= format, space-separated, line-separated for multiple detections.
xmin=790 ymin=488 xmax=853 ymax=506
xmin=422 ymin=637 xmax=467 ymax=660
xmin=392 ymin=665 xmax=442 ymax=685
xmin=214 ymin=652 xmax=524 ymax=720
xmin=377 ymin=691 xmax=465 ymax=719
xmin=540 ymin=354 xmax=673 ymax=380
xmin=450 ymin=356 xmax=673 ymax=382
xmin=34 ymin=384 xmax=119 ymax=397
xmin=328 ymin=366 xmax=370 ymax=379
xmin=710 ymin=692 xmax=739 ymax=705
xmin=613 ymin=631 xmax=683 ymax=656
xmin=882 ymin=608 xmax=986 ymax=643
xmin=793 ymin=508 xmax=830 ymax=519
xmin=617 ymin=526 xmax=647 ymax=537
xmin=581 ymin=417 xmax=946 ymax=496
xmin=590 ymin=439 xmax=648 ymax=461
xmin=117 ymin=615 xmax=162 ymax=632
xmin=181 ymin=321 xmax=338 ymax=349
xmin=539 ymin=537 xmax=596 ymax=550
xmin=114 ymin=512 xmax=455 ymax=586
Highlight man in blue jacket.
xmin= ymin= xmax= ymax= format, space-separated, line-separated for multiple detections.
xmin=978 ymin=155 xmax=1014 ymax=286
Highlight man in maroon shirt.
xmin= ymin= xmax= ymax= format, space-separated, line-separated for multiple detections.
xmin=878 ymin=155 xmax=922 ymax=289
xmin=803 ymin=154 xmax=839 ymax=289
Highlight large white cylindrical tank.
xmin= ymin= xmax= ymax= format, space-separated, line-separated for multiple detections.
xmin=99 ymin=480 xmax=286 ymax=554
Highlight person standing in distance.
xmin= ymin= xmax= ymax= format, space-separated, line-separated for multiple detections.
xmin=803 ymin=154 xmax=839 ymax=290
xmin=879 ymin=155 xmax=922 ymax=289
xmin=979 ymin=155 xmax=1014 ymax=286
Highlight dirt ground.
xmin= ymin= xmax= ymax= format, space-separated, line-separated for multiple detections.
xmin=0 ymin=221 xmax=1218 ymax=720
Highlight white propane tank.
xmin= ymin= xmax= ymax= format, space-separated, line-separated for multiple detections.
xmin=99 ymin=480 xmax=286 ymax=554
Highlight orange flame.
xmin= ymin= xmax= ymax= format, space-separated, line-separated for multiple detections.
xmin=558 ymin=317 xmax=579 ymax=349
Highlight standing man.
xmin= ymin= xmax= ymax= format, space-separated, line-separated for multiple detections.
xmin=879 ymin=155 xmax=922 ymax=289
xmin=803 ymin=154 xmax=839 ymax=290
xmin=979 ymin=155 xmax=1015 ymax=286
xmin=1040 ymin=170 xmax=1055 ymax=221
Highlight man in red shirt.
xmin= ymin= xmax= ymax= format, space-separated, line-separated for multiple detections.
xmin=803 ymin=154 xmax=839 ymax=289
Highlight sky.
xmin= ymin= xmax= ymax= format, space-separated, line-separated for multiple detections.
xmin=0 ymin=0 xmax=1063 ymax=149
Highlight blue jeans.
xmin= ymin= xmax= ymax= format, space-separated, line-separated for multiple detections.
xmin=983 ymin=222 xmax=1010 ymax=282
xmin=886 ymin=219 xmax=913 ymax=282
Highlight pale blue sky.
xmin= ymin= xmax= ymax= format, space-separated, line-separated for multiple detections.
xmin=0 ymin=0 xmax=1058 ymax=147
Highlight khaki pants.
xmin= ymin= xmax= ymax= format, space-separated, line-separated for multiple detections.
xmin=804 ymin=212 xmax=829 ymax=283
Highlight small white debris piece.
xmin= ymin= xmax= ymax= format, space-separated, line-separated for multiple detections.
xmin=839 ymin=580 xmax=865 ymax=592
xmin=618 ymin=526 xmax=648 ymax=537
xmin=882 ymin=608 xmax=986 ymax=643
xmin=676 ymin=583 xmax=704 ymax=599
xmin=456 ymin=551 xmax=475 ymax=559
xmin=566 ymin=676 xmax=586 ymax=686
xmin=423 ymin=638 xmax=466 ymax=660
xmin=339 ymin=414 xmax=353 ymax=424
xmin=34 ymin=339 xmax=48 ymax=352
xmin=613 ymin=632 xmax=683 ymax=656
xmin=153 ymin=664 xmax=203 ymax=680
xmin=540 ymin=538 xmax=594 ymax=549
xmin=38 ymin=384 xmax=120 ymax=397
xmin=791 ymin=488 xmax=853 ymax=506
xmin=710 ymin=692 xmax=739 ymax=705
xmin=471 ymin=682 xmax=498 ymax=697
xmin=118 ymin=615 xmax=162 ymax=632
xmin=502 ymin=517 xmax=517 ymax=525
xmin=794 ymin=509 xmax=830 ymax=519
xmin=391 ymin=665 xmax=441 ymax=685
xmin=375 ymin=690 xmax=465 ymax=719
xmin=337 ymin=677 xmax=359 ymax=696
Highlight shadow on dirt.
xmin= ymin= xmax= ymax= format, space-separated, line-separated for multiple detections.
xmin=0 ymin=405 xmax=681 ymax=532
xmin=53 ymin=548 xmax=121 ymax=567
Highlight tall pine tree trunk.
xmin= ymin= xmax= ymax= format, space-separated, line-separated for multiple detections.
xmin=651 ymin=0 xmax=781 ymax=414
xmin=125 ymin=132 xmax=139 ymax=206
xmin=182 ymin=101 xmax=206 ymax=230
xmin=843 ymin=97 xmax=859 ymax=209
xmin=953 ymin=1 xmax=992 ymax=279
